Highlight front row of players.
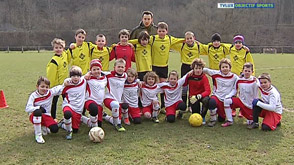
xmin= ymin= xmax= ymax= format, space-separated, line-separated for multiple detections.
xmin=25 ymin=58 xmax=282 ymax=143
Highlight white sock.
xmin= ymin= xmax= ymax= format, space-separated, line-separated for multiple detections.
xmin=64 ymin=118 xmax=72 ymax=132
xmin=81 ymin=116 xmax=90 ymax=127
xmin=152 ymin=109 xmax=159 ymax=118
xmin=112 ymin=108 xmax=119 ymax=126
xmin=210 ymin=108 xmax=217 ymax=121
xmin=224 ymin=107 xmax=233 ymax=122
xmin=33 ymin=116 xmax=42 ymax=136
xmin=90 ymin=115 xmax=98 ymax=127
xmin=122 ymin=108 xmax=129 ymax=119
xmin=104 ymin=115 xmax=114 ymax=124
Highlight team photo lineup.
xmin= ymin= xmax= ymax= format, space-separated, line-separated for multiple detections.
xmin=25 ymin=11 xmax=282 ymax=144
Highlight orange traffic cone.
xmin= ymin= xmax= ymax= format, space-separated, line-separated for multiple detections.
xmin=0 ymin=90 xmax=9 ymax=109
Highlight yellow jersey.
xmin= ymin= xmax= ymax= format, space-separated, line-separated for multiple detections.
xmin=229 ymin=46 xmax=255 ymax=75
xmin=172 ymin=42 xmax=201 ymax=65
xmin=91 ymin=46 xmax=112 ymax=71
xmin=134 ymin=44 xmax=152 ymax=72
xmin=201 ymin=43 xmax=229 ymax=70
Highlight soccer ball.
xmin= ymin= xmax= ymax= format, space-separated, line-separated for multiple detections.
xmin=189 ymin=113 xmax=203 ymax=127
xmin=89 ymin=127 xmax=105 ymax=143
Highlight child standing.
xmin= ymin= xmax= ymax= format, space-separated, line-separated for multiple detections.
xmin=59 ymin=66 xmax=87 ymax=140
xmin=103 ymin=58 xmax=128 ymax=131
xmin=110 ymin=29 xmax=135 ymax=71
xmin=81 ymin=59 xmax=107 ymax=128
xmin=158 ymin=71 xmax=188 ymax=123
xmin=91 ymin=34 xmax=112 ymax=71
xmin=222 ymin=62 xmax=259 ymax=127
xmin=203 ymin=58 xmax=238 ymax=127
xmin=25 ymin=76 xmax=63 ymax=143
xmin=185 ymin=58 xmax=211 ymax=124
xmin=46 ymin=38 xmax=69 ymax=120
xmin=140 ymin=71 xmax=161 ymax=123
xmin=248 ymin=73 xmax=282 ymax=131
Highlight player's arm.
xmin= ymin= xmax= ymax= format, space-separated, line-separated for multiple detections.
xmin=51 ymin=85 xmax=64 ymax=96
xmin=170 ymin=36 xmax=185 ymax=47
xmin=199 ymin=43 xmax=208 ymax=55
xmin=109 ymin=47 xmax=116 ymax=61
xmin=128 ymin=39 xmax=139 ymax=45
xmin=201 ymin=75 xmax=211 ymax=97
xmin=25 ymin=94 xmax=40 ymax=114
xmin=66 ymin=48 xmax=72 ymax=65
xmin=256 ymin=93 xmax=278 ymax=112
xmin=46 ymin=59 xmax=58 ymax=88
xmin=220 ymin=43 xmax=232 ymax=55
xmin=245 ymin=52 xmax=255 ymax=75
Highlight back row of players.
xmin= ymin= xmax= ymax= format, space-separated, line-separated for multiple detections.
xmin=25 ymin=20 xmax=282 ymax=144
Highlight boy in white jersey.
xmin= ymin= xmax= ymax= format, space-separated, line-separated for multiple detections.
xmin=222 ymin=63 xmax=259 ymax=127
xmin=81 ymin=59 xmax=107 ymax=128
xmin=141 ymin=71 xmax=161 ymax=123
xmin=25 ymin=76 xmax=63 ymax=144
xmin=59 ymin=66 xmax=87 ymax=140
xmin=248 ymin=73 xmax=282 ymax=131
xmin=203 ymin=58 xmax=238 ymax=127
xmin=158 ymin=70 xmax=188 ymax=123
xmin=103 ymin=58 xmax=127 ymax=132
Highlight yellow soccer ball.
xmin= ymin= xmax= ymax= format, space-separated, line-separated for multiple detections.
xmin=189 ymin=113 xmax=203 ymax=127
xmin=89 ymin=127 xmax=105 ymax=143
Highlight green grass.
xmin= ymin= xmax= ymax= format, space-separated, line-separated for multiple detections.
xmin=0 ymin=51 xmax=294 ymax=164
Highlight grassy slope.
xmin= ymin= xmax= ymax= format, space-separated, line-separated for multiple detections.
xmin=0 ymin=51 xmax=294 ymax=164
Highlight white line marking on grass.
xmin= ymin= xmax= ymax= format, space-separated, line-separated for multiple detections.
xmin=256 ymin=66 xmax=294 ymax=70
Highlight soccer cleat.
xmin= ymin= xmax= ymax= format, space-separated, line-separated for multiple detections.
xmin=58 ymin=119 xmax=64 ymax=128
xmin=41 ymin=126 xmax=50 ymax=135
xmin=35 ymin=134 xmax=45 ymax=144
xmin=124 ymin=118 xmax=131 ymax=125
xmin=207 ymin=120 xmax=216 ymax=127
xmin=177 ymin=111 xmax=183 ymax=119
xmin=115 ymin=124 xmax=126 ymax=132
xmin=66 ymin=131 xmax=72 ymax=140
xmin=152 ymin=117 xmax=160 ymax=123
xmin=102 ymin=112 xmax=108 ymax=120
xmin=232 ymin=110 xmax=236 ymax=117
xmin=221 ymin=121 xmax=233 ymax=127
xmin=247 ymin=122 xmax=259 ymax=129
xmin=238 ymin=111 xmax=244 ymax=118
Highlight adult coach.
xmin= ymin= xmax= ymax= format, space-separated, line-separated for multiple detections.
xmin=130 ymin=11 xmax=157 ymax=39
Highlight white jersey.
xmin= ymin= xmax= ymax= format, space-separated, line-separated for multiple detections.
xmin=62 ymin=77 xmax=87 ymax=114
xmin=203 ymin=68 xmax=238 ymax=102
xmin=105 ymin=71 xmax=127 ymax=103
xmin=140 ymin=83 xmax=161 ymax=107
xmin=86 ymin=75 xmax=107 ymax=106
xmin=158 ymin=75 xmax=187 ymax=107
xmin=122 ymin=81 xmax=139 ymax=108
xmin=257 ymin=85 xmax=283 ymax=114
xmin=25 ymin=85 xmax=63 ymax=115
xmin=227 ymin=76 xmax=259 ymax=109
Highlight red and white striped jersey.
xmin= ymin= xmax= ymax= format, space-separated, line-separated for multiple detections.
xmin=25 ymin=85 xmax=63 ymax=115
xmin=140 ymin=83 xmax=161 ymax=107
xmin=105 ymin=71 xmax=127 ymax=103
xmin=258 ymin=85 xmax=283 ymax=114
xmin=203 ymin=68 xmax=238 ymax=102
xmin=62 ymin=77 xmax=87 ymax=114
xmin=86 ymin=75 xmax=107 ymax=106
xmin=122 ymin=81 xmax=139 ymax=108
xmin=158 ymin=75 xmax=187 ymax=107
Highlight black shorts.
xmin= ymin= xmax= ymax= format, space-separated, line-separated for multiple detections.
xmin=152 ymin=66 xmax=168 ymax=78
xmin=138 ymin=71 xmax=148 ymax=81
xmin=181 ymin=63 xmax=191 ymax=77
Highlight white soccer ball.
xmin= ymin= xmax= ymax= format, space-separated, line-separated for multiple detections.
xmin=89 ymin=127 xmax=105 ymax=143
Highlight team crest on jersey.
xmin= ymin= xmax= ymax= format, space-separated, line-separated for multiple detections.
xmin=187 ymin=52 xmax=193 ymax=58
xmin=99 ymin=56 xmax=104 ymax=62
xmin=79 ymin=53 xmax=85 ymax=59
xmin=63 ymin=62 xmax=67 ymax=68
xmin=213 ymin=54 xmax=219 ymax=59
xmin=233 ymin=55 xmax=239 ymax=61
xmin=142 ymin=49 xmax=147 ymax=55
xmin=160 ymin=45 xmax=165 ymax=51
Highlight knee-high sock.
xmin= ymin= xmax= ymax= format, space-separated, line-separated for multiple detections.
xmin=152 ymin=104 xmax=160 ymax=117
xmin=210 ymin=108 xmax=217 ymax=121
xmin=224 ymin=107 xmax=233 ymax=122
xmin=104 ymin=114 xmax=113 ymax=124
xmin=122 ymin=108 xmax=129 ymax=119
xmin=90 ymin=115 xmax=98 ymax=127
xmin=81 ymin=116 xmax=90 ymax=127
xmin=112 ymin=108 xmax=119 ymax=126
xmin=33 ymin=116 xmax=42 ymax=136
xmin=64 ymin=118 xmax=72 ymax=132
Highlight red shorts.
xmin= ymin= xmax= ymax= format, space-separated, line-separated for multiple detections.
xmin=211 ymin=96 xmax=225 ymax=119
xmin=128 ymin=106 xmax=141 ymax=119
xmin=63 ymin=106 xmax=81 ymax=130
xmin=142 ymin=104 xmax=154 ymax=115
xmin=85 ymin=100 xmax=103 ymax=122
xmin=231 ymin=97 xmax=253 ymax=120
xmin=165 ymin=100 xmax=183 ymax=116
xmin=260 ymin=110 xmax=282 ymax=130
xmin=29 ymin=114 xmax=57 ymax=127
xmin=103 ymin=98 xmax=122 ymax=119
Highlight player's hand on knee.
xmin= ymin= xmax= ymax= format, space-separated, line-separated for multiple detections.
xmin=190 ymin=96 xmax=197 ymax=104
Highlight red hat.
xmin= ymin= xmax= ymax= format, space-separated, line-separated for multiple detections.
xmin=90 ymin=59 xmax=102 ymax=70
xmin=233 ymin=35 xmax=244 ymax=43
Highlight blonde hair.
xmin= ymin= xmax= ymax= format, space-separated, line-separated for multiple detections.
xmin=191 ymin=58 xmax=205 ymax=69
xmin=114 ymin=58 xmax=126 ymax=67
xmin=258 ymin=73 xmax=271 ymax=82
xmin=118 ymin=29 xmax=130 ymax=39
xmin=126 ymin=68 xmax=138 ymax=78
xmin=219 ymin=58 xmax=232 ymax=69
xmin=69 ymin=66 xmax=82 ymax=77
xmin=143 ymin=71 xmax=159 ymax=84
xmin=185 ymin=31 xmax=194 ymax=37
xmin=157 ymin=22 xmax=168 ymax=31
xmin=51 ymin=38 xmax=65 ymax=48
xmin=168 ymin=70 xmax=179 ymax=79
xmin=75 ymin=29 xmax=86 ymax=36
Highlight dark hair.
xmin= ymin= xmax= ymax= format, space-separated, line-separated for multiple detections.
xmin=243 ymin=62 xmax=254 ymax=71
xmin=157 ymin=22 xmax=168 ymax=31
xmin=37 ymin=76 xmax=50 ymax=86
xmin=142 ymin=11 xmax=153 ymax=18
xmin=138 ymin=31 xmax=150 ymax=44
xmin=118 ymin=29 xmax=130 ymax=39
xmin=75 ymin=29 xmax=86 ymax=36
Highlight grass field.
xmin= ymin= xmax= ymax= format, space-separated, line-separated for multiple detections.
xmin=0 ymin=51 xmax=294 ymax=164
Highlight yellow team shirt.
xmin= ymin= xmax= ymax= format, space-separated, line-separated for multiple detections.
xmin=67 ymin=42 xmax=93 ymax=75
xmin=172 ymin=42 xmax=201 ymax=65
xmin=201 ymin=43 xmax=229 ymax=70
xmin=46 ymin=51 xmax=69 ymax=88
xmin=229 ymin=46 xmax=255 ymax=75
xmin=150 ymin=35 xmax=184 ymax=67
xmin=134 ymin=44 xmax=152 ymax=72
xmin=91 ymin=46 xmax=112 ymax=71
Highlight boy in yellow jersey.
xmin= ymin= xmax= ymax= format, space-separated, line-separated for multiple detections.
xmin=91 ymin=34 xmax=112 ymax=71
xmin=46 ymin=38 xmax=69 ymax=120
xmin=172 ymin=31 xmax=201 ymax=109
xmin=150 ymin=22 xmax=184 ymax=109
xmin=229 ymin=35 xmax=255 ymax=76
xmin=67 ymin=29 xmax=93 ymax=75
